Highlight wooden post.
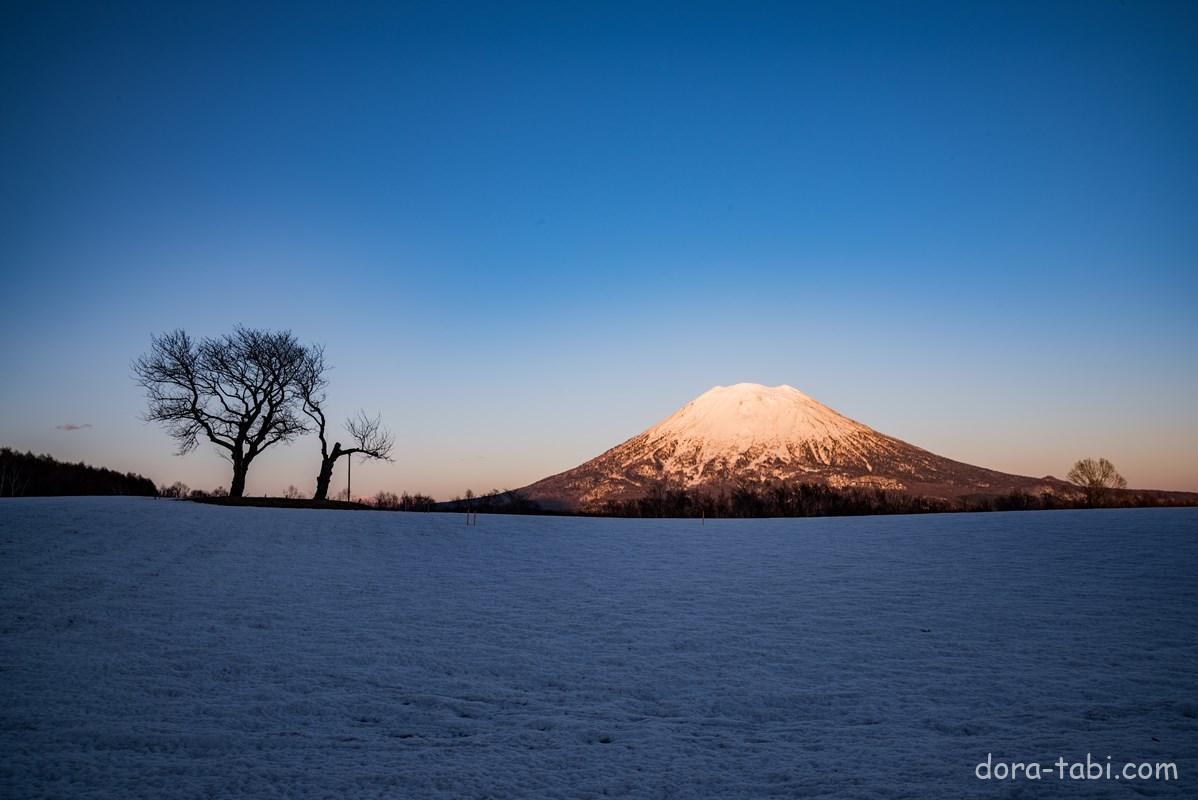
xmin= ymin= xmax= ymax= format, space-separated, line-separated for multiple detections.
xmin=347 ymin=456 xmax=351 ymax=503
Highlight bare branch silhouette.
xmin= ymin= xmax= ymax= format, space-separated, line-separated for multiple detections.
xmin=1067 ymin=457 xmax=1127 ymax=507
xmin=297 ymin=349 xmax=393 ymax=501
xmin=133 ymin=327 xmax=311 ymax=497
xmin=344 ymin=411 xmax=395 ymax=461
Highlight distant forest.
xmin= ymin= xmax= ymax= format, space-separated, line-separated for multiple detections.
xmin=0 ymin=448 xmax=157 ymax=497
xmin=441 ymin=482 xmax=1198 ymax=518
xmin=587 ymin=482 xmax=1198 ymax=518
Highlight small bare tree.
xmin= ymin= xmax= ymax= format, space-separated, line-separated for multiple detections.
xmin=297 ymin=347 xmax=394 ymax=501
xmin=0 ymin=461 xmax=30 ymax=497
xmin=133 ymin=328 xmax=311 ymax=497
xmin=1067 ymin=457 xmax=1127 ymax=507
xmin=158 ymin=481 xmax=190 ymax=498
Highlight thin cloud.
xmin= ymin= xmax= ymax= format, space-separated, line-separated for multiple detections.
xmin=56 ymin=423 xmax=93 ymax=431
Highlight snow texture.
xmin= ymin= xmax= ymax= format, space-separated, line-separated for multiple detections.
xmin=2 ymin=498 xmax=1196 ymax=799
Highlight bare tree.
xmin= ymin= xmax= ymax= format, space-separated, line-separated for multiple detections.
xmin=297 ymin=349 xmax=394 ymax=501
xmin=1067 ymin=457 xmax=1127 ymax=507
xmin=373 ymin=491 xmax=401 ymax=509
xmin=316 ymin=411 xmax=394 ymax=501
xmin=0 ymin=461 xmax=29 ymax=497
xmin=133 ymin=327 xmax=311 ymax=497
xmin=158 ymin=481 xmax=190 ymax=499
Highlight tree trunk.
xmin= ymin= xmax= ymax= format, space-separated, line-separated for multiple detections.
xmin=312 ymin=443 xmax=341 ymax=501
xmin=230 ymin=460 xmax=248 ymax=498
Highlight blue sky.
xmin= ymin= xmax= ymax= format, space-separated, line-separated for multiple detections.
xmin=2 ymin=1 xmax=1196 ymax=496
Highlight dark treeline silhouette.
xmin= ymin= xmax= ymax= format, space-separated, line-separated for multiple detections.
xmin=429 ymin=481 xmax=1194 ymax=519
xmin=167 ymin=477 xmax=1198 ymax=517
xmin=0 ymin=448 xmax=156 ymax=497
xmin=595 ymin=483 xmax=949 ymax=518
xmin=961 ymin=488 xmax=1194 ymax=512
xmin=594 ymin=482 xmax=1197 ymax=518
xmin=158 ymin=481 xmax=233 ymax=499
xmin=439 ymin=488 xmax=547 ymax=515
xmin=371 ymin=491 xmax=438 ymax=512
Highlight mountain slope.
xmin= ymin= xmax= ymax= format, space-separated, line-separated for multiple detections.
xmin=521 ymin=383 xmax=1074 ymax=510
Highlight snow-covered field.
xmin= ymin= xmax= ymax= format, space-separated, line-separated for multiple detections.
xmin=1 ymin=498 xmax=1195 ymax=799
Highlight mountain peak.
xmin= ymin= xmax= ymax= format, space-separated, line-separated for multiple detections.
xmin=708 ymin=381 xmax=795 ymax=391
xmin=702 ymin=382 xmax=802 ymax=396
xmin=521 ymin=383 xmax=1070 ymax=510
xmin=657 ymin=383 xmax=872 ymax=451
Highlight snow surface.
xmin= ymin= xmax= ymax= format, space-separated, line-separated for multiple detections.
xmin=2 ymin=498 xmax=1196 ymax=799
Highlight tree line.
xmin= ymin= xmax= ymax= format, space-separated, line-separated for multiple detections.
xmin=436 ymin=458 xmax=1180 ymax=518
xmin=134 ymin=327 xmax=393 ymax=500
xmin=592 ymin=482 xmax=948 ymax=518
xmin=584 ymin=481 xmax=1194 ymax=518
xmin=368 ymin=491 xmax=439 ymax=512
xmin=0 ymin=448 xmax=156 ymax=497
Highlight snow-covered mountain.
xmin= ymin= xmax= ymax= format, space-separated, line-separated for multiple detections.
xmin=521 ymin=383 xmax=1073 ymax=510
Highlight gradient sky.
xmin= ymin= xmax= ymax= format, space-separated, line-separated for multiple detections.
xmin=2 ymin=1 xmax=1196 ymax=498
